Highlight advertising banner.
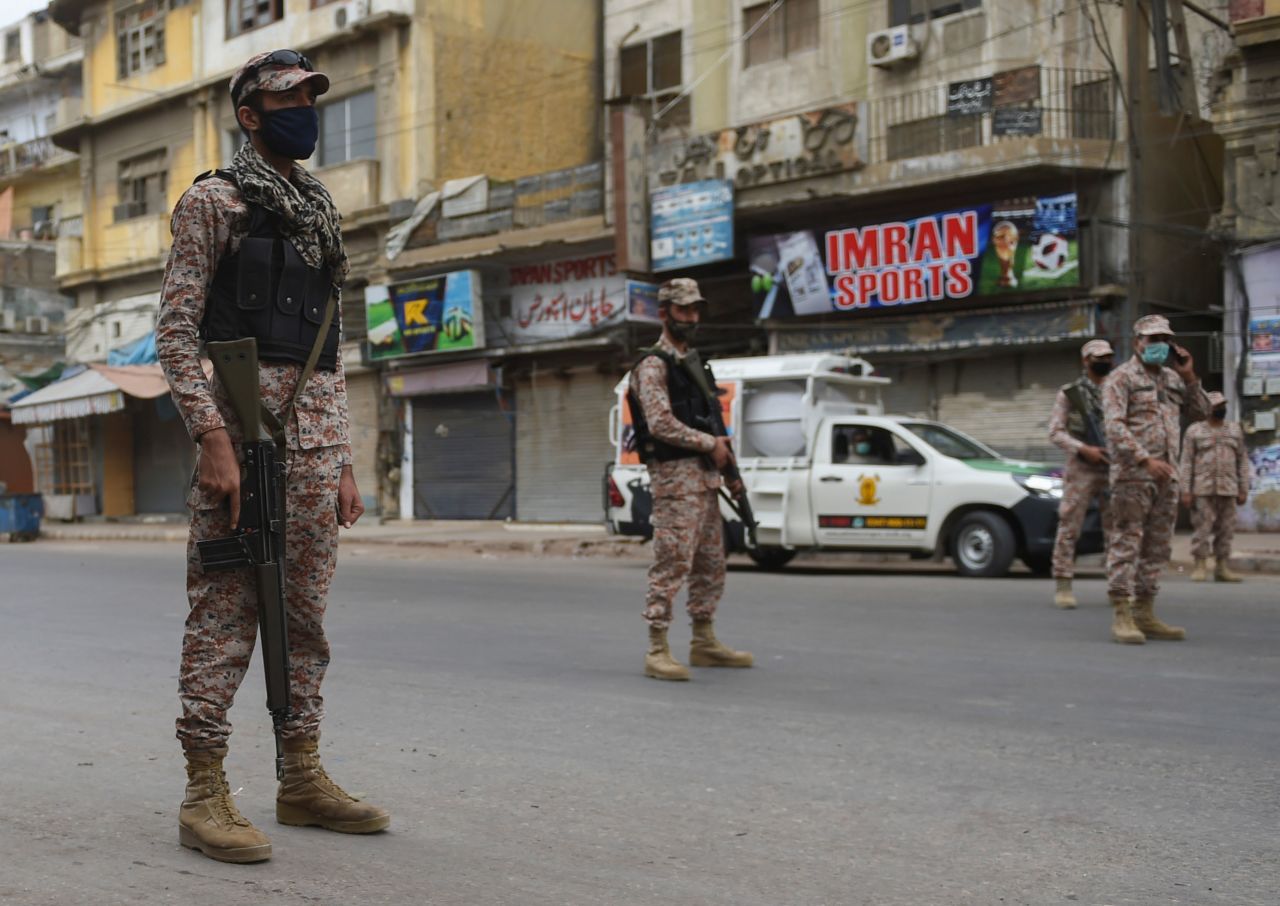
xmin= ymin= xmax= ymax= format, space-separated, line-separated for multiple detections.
xmin=502 ymin=252 xmax=627 ymax=343
xmin=649 ymin=179 xmax=734 ymax=272
xmin=626 ymin=280 xmax=661 ymax=323
xmin=749 ymin=192 xmax=1079 ymax=318
xmin=365 ymin=270 xmax=483 ymax=360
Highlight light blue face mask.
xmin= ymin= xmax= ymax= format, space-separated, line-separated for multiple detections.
xmin=855 ymin=442 xmax=871 ymax=456
xmin=1141 ymin=342 xmax=1170 ymax=365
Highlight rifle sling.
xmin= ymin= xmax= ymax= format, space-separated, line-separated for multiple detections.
xmin=259 ymin=290 xmax=337 ymax=453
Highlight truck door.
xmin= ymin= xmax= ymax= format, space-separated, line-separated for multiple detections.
xmin=811 ymin=423 xmax=932 ymax=549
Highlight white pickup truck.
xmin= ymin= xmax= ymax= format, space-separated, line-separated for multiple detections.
xmin=605 ymin=352 xmax=1102 ymax=577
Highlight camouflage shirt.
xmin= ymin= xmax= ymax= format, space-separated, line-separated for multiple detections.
xmin=1178 ymin=420 xmax=1250 ymax=497
xmin=1102 ymin=356 xmax=1209 ymax=483
xmin=630 ymin=335 xmax=720 ymax=496
xmin=156 ymin=177 xmax=351 ymax=464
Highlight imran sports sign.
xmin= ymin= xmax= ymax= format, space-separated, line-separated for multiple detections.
xmin=749 ymin=193 xmax=1079 ymax=318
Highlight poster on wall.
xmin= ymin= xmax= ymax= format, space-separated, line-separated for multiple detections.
xmin=365 ymin=270 xmax=484 ymax=360
xmin=1249 ymin=318 xmax=1280 ymax=376
xmin=626 ymin=280 xmax=660 ymax=323
xmin=748 ymin=192 xmax=1079 ymax=318
xmin=649 ymin=179 xmax=734 ymax=272
xmin=502 ymin=252 xmax=627 ymax=342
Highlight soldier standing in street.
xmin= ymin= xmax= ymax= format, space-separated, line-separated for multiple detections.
xmin=1102 ymin=315 xmax=1210 ymax=644
xmin=1047 ymin=339 xmax=1114 ymax=608
xmin=156 ymin=50 xmax=388 ymax=863
xmin=1179 ymin=391 xmax=1251 ymax=582
xmin=628 ymin=278 xmax=754 ymax=681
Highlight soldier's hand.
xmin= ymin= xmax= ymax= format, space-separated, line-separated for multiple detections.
xmin=727 ymin=478 xmax=745 ymax=497
xmin=1080 ymin=445 xmax=1107 ymax=465
xmin=1180 ymin=492 xmax=1192 ymax=509
xmin=337 ymin=466 xmax=364 ymax=529
xmin=711 ymin=436 xmax=734 ymax=470
xmin=1143 ymin=458 xmax=1176 ymax=483
xmin=198 ymin=427 xmax=241 ymax=528
xmin=1171 ymin=344 xmax=1196 ymax=382
xmin=1238 ymin=492 xmax=1248 ymax=506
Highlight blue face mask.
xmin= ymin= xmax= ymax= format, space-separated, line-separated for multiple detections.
xmin=1140 ymin=342 xmax=1170 ymax=366
xmin=855 ymin=442 xmax=871 ymax=456
xmin=259 ymin=105 xmax=319 ymax=160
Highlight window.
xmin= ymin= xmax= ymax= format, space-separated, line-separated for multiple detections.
xmin=319 ymin=90 xmax=376 ymax=167
xmin=744 ymin=0 xmax=819 ymax=68
xmin=886 ymin=113 xmax=980 ymax=160
xmin=116 ymin=1 xmax=166 ymax=79
xmin=116 ymin=149 xmax=168 ymax=220
xmin=3 ymin=30 xmax=19 ymax=64
xmin=1072 ymin=78 xmax=1114 ymax=140
xmin=226 ymin=0 xmax=283 ymax=38
xmin=901 ymin=422 xmax=998 ymax=460
xmin=890 ymin=0 xmax=981 ymax=26
xmin=618 ymin=31 xmax=689 ymax=127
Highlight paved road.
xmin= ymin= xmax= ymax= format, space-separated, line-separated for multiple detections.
xmin=1 ymin=541 xmax=1276 ymax=906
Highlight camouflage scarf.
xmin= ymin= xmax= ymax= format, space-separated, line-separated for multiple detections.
xmin=230 ymin=143 xmax=349 ymax=286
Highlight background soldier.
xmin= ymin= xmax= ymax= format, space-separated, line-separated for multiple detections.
xmin=1102 ymin=315 xmax=1210 ymax=644
xmin=156 ymin=50 xmax=388 ymax=863
xmin=1047 ymin=339 xmax=1114 ymax=608
xmin=1179 ymin=391 xmax=1251 ymax=582
xmin=628 ymin=278 xmax=754 ymax=681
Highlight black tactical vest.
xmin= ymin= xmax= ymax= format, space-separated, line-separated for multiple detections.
xmin=196 ymin=170 xmax=340 ymax=371
xmin=1062 ymin=374 xmax=1104 ymax=443
xmin=627 ymin=348 xmax=718 ymax=463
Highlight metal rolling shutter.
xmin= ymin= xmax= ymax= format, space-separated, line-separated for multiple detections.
xmin=344 ymin=370 xmax=380 ymax=510
xmin=412 ymin=392 xmax=514 ymax=519
xmin=515 ymin=368 xmax=617 ymax=522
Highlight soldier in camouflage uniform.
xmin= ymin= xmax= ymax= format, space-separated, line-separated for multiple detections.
xmin=629 ymin=278 xmax=754 ymax=681
xmin=1102 ymin=314 xmax=1210 ymax=644
xmin=156 ymin=51 xmax=388 ymax=864
xmin=1179 ymin=391 xmax=1250 ymax=582
xmin=1047 ymin=338 xmax=1114 ymax=608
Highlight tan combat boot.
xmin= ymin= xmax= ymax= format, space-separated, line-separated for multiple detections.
xmin=689 ymin=619 xmax=755 ymax=668
xmin=1109 ymin=596 xmax=1145 ymax=645
xmin=178 ymin=747 xmax=272 ymax=863
xmin=1190 ymin=558 xmax=1209 ymax=582
xmin=644 ymin=625 xmax=690 ymax=681
xmin=276 ymin=738 xmax=390 ymax=833
xmin=1132 ymin=597 xmax=1186 ymax=640
xmin=1052 ymin=578 xmax=1078 ymax=609
xmin=1214 ymin=559 xmax=1243 ymax=583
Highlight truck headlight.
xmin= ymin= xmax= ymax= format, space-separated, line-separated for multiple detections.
xmin=1014 ymin=473 xmax=1064 ymax=500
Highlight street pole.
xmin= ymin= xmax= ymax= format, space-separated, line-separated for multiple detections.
xmin=1123 ymin=0 xmax=1148 ymax=358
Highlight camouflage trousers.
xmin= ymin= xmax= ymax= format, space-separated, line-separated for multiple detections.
xmin=1191 ymin=495 xmax=1237 ymax=561
xmin=1051 ymin=461 xmax=1110 ymax=578
xmin=643 ymin=489 xmax=725 ymax=629
xmin=1106 ymin=479 xmax=1178 ymax=600
xmin=176 ymin=445 xmax=343 ymax=751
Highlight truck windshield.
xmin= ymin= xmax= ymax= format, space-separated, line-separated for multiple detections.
xmin=902 ymin=423 xmax=1000 ymax=460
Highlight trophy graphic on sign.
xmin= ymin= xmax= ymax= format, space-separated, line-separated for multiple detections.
xmin=992 ymin=220 xmax=1020 ymax=288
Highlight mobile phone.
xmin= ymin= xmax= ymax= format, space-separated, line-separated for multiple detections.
xmin=1171 ymin=345 xmax=1188 ymax=366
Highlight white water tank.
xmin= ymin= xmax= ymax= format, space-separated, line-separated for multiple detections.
xmin=741 ymin=381 xmax=807 ymax=457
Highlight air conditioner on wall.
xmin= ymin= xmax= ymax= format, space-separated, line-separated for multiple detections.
xmin=333 ymin=0 xmax=372 ymax=29
xmin=0 ymin=310 xmax=16 ymax=331
xmin=24 ymin=316 xmax=49 ymax=334
xmin=868 ymin=25 xmax=919 ymax=68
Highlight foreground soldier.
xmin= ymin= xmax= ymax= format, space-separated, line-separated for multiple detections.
xmin=156 ymin=50 xmax=388 ymax=863
xmin=1102 ymin=315 xmax=1210 ymax=644
xmin=1047 ymin=339 xmax=1113 ymax=608
xmin=1179 ymin=391 xmax=1250 ymax=582
xmin=628 ymin=278 xmax=754 ymax=681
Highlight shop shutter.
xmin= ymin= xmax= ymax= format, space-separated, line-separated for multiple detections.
xmin=412 ymin=391 xmax=514 ymax=519
xmin=515 ymin=368 xmax=617 ymax=522
xmin=344 ymin=370 xmax=380 ymax=509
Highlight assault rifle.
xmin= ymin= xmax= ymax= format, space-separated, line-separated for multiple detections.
xmin=682 ymin=350 xmax=759 ymax=548
xmin=195 ymin=338 xmax=292 ymax=781
xmin=1063 ymin=384 xmax=1109 ymax=463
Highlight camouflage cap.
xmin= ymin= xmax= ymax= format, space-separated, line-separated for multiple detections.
xmin=1207 ymin=390 xmax=1227 ymax=408
xmin=1080 ymin=339 xmax=1113 ymax=359
xmin=230 ymin=50 xmax=330 ymax=108
xmin=1133 ymin=314 xmax=1175 ymax=337
xmin=657 ymin=277 xmax=706 ymax=307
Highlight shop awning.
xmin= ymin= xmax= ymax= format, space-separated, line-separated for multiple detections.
xmin=8 ymin=363 xmax=175 ymax=425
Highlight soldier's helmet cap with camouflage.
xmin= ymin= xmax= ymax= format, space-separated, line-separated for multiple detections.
xmin=1133 ymin=313 xmax=1175 ymax=337
xmin=1080 ymin=339 xmax=1113 ymax=359
xmin=1207 ymin=390 xmax=1227 ymax=408
xmin=230 ymin=50 xmax=330 ymax=108
xmin=658 ymin=277 xmax=707 ymax=307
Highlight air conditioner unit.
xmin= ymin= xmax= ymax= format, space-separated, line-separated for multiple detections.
xmin=333 ymin=0 xmax=372 ymax=29
xmin=24 ymin=316 xmax=50 ymax=334
xmin=868 ymin=25 xmax=919 ymax=68
xmin=0 ymin=310 xmax=17 ymax=332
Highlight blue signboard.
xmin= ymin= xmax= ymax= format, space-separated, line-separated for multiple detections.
xmin=649 ymin=179 xmax=734 ymax=273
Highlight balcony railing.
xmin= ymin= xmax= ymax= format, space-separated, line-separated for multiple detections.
xmin=864 ymin=67 xmax=1117 ymax=166
xmin=0 ymin=137 xmax=59 ymax=178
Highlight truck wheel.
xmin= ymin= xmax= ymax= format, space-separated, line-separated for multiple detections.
xmin=747 ymin=547 xmax=796 ymax=571
xmin=952 ymin=512 xmax=1016 ymax=578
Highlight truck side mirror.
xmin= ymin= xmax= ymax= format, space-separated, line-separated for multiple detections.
xmin=895 ymin=447 xmax=926 ymax=467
